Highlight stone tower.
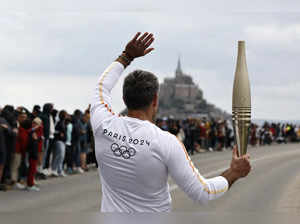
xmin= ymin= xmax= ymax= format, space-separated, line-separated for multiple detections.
xmin=175 ymin=57 xmax=183 ymax=77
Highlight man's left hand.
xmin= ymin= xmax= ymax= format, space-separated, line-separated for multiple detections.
xmin=124 ymin=32 xmax=155 ymax=59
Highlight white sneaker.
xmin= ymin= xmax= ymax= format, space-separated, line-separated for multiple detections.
xmin=208 ymin=147 xmax=213 ymax=152
xmin=27 ymin=185 xmax=40 ymax=192
xmin=37 ymin=166 xmax=43 ymax=173
xmin=48 ymin=168 xmax=53 ymax=176
xmin=59 ymin=171 xmax=67 ymax=177
xmin=42 ymin=169 xmax=50 ymax=176
xmin=77 ymin=167 xmax=84 ymax=174
xmin=51 ymin=170 xmax=59 ymax=177
xmin=15 ymin=183 xmax=26 ymax=190
xmin=34 ymin=179 xmax=40 ymax=187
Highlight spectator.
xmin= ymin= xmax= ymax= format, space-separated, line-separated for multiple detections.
xmin=85 ymin=108 xmax=97 ymax=167
xmin=0 ymin=125 xmax=6 ymax=191
xmin=216 ymin=120 xmax=226 ymax=151
xmin=0 ymin=105 xmax=18 ymax=186
xmin=183 ymin=119 xmax=193 ymax=154
xmin=40 ymin=103 xmax=55 ymax=176
xmin=26 ymin=117 xmax=42 ymax=191
xmin=297 ymin=126 xmax=300 ymax=141
xmin=29 ymin=105 xmax=41 ymax=121
xmin=80 ymin=112 xmax=89 ymax=172
xmin=65 ymin=114 xmax=73 ymax=174
xmin=51 ymin=110 xmax=67 ymax=177
xmin=250 ymin=124 xmax=258 ymax=147
xmin=72 ymin=110 xmax=84 ymax=174
xmin=28 ymin=105 xmax=46 ymax=180
xmin=208 ymin=119 xmax=217 ymax=151
xmin=176 ymin=122 xmax=185 ymax=143
xmin=11 ymin=112 xmax=30 ymax=190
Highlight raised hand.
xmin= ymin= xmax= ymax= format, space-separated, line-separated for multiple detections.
xmin=124 ymin=32 xmax=155 ymax=59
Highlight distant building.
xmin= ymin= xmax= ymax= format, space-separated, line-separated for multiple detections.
xmin=158 ymin=58 xmax=229 ymax=119
xmin=159 ymin=58 xmax=203 ymax=111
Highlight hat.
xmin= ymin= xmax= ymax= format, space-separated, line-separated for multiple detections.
xmin=33 ymin=117 xmax=42 ymax=126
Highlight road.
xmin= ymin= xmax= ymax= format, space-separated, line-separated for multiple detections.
xmin=1 ymin=144 xmax=300 ymax=215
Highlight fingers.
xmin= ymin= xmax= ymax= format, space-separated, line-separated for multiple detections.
xmin=242 ymin=153 xmax=250 ymax=160
xmin=142 ymin=33 xmax=153 ymax=45
xmin=131 ymin=32 xmax=141 ymax=42
xmin=126 ymin=32 xmax=155 ymax=58
xmin=137 ymin=32 xmax=149 ymax=43
xmin=144 ymin=37 xmax=154 ymax=49
xmin=144 ymin=48 xmax=155 ymax=55
xmin=232 ymin=146 xmax=238 ymax=159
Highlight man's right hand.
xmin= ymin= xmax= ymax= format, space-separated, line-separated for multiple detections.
xmin=230 ymin=147 xmax=251 ymax=178
xmin=221 ymin=146 xmax=251 ymax=188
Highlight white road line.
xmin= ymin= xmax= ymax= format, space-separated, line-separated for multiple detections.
xmin=169 ymin=150 xmax=300 ymax=192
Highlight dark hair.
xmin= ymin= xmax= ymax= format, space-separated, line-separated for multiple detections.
xmin=123 ymin=70 xmax=159 ymax=110
xmin=43 ymin=103 xmax=53 ymax=114
xmin=59 ymin=110 xmax=67 ymax=120
xmin=51 ymin=109 xmax=58 ymax=118
xmin=21 ymin=119 xmax=32 ymax=130
xmin=33 ymin=105 xmax=41 ymax=113
xmin=74 ymin=109 xmax=82 ymax=118
xmin=1 ymin=105 xmax=17 ymax=127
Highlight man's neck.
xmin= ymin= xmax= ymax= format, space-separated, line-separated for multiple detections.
xmin=127 ymin=109 xmax=153 ymax=123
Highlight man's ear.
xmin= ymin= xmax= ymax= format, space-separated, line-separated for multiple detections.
xmin=152 ymin=93 xmax=159 ymax=108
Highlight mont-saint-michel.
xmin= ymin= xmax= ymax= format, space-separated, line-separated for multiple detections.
xmin=158 ymin=58 xmax=229 ymax=119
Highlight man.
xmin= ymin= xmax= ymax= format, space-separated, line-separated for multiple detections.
xmin=40 ymin=103 xmax=55 ymax=175
xmin=0 ymin=125 xmax=6 ymax=191
xmin=0 ymin=105 xmax=18 ymax=186
xmin=11 ymin=109 xmax=29 ymax=190
xmin=72 ymin=109 xmax=85 ymax=174
xmin=90 ymin=32 xmax=251 ymax=212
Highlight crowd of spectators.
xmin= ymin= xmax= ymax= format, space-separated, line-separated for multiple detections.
xmin=156 ymin=117 xmax=300 ymax=155
xmin=0 ymin=104 xmax=95 ymax=192
xmin=1 ymin=104 xmax=300 ymax=193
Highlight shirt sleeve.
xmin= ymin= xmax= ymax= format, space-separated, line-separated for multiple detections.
xmin=166 ymin=135 xmax=229 ymax=204
xmin=90 ymin=61 xmax=125 ymax=133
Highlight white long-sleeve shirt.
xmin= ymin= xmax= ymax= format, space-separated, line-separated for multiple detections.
xmin=90 ymin=62 xmax=229 ymax=212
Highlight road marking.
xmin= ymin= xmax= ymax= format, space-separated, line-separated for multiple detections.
xmin=169 ymin=150 xmax=300 ymax=192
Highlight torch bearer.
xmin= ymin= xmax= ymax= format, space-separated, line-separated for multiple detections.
xmin=232 ymin=41 xmax=251 ymax=156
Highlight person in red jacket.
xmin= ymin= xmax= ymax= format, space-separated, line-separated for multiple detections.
xmin=11 ymin=113 xmax=29 ymax=190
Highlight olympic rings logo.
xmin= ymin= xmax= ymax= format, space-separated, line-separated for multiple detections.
xmin=110 ymin=143 xmax=136 ymax=159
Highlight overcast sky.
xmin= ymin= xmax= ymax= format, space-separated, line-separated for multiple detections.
xmin=1 ymin=1 xmax=300 ymax=120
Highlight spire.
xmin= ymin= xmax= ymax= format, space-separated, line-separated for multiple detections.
xmin=176 ymin=56 xmax=183 ymax=77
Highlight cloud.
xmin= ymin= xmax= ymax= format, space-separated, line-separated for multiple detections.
xmin=245 ymin=24 xmax=300 ymax=48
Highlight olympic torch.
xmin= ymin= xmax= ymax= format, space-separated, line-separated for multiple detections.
xmin=232 ymin=41 xmax=251 ymax=156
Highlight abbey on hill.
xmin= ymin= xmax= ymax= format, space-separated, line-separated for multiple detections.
xmin=158 ymin=58 xmax=229 ymax=119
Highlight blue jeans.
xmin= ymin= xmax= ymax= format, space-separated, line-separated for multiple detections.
xmin=42 ymin=139 xmax=49 ymax=168
xmin=51 ymin=141 xmax=66 ymax=174
xmin=72 ymin=141 xmax=81 ymax=168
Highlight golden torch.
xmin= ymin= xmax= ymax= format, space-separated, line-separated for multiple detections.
xmin=232 ymin=41 xmax=251 ymax=156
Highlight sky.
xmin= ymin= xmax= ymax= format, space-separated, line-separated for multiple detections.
xmin=1 ymin=1 xmax=300 ymax=120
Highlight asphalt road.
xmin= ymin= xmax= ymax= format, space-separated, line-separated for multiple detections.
xmin=1 ymin=143 xmax=300 ymax=215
